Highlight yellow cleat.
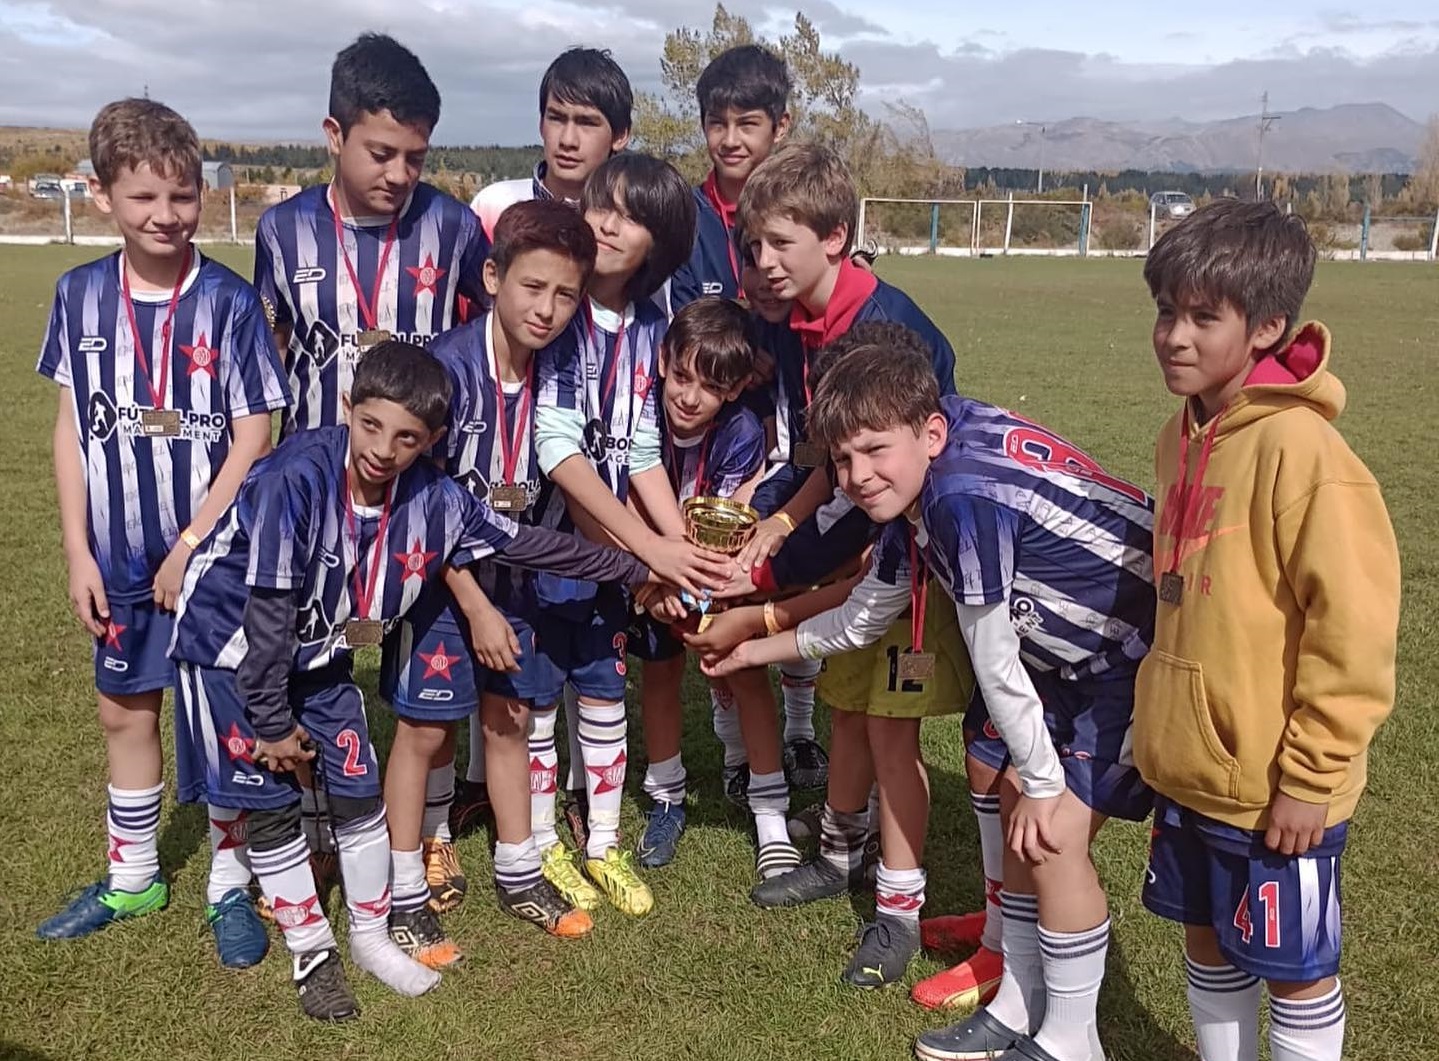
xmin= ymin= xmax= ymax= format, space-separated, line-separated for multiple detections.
xmin=584 ymin=847 xmax=654 ymax=917
xmin=423 ymin=838 xmax=466 ymax=914
xmin=541 ymin=842 xmax=602 ymax=912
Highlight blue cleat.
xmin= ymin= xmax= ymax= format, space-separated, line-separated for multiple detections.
xmin=207 ymin=887 xmax=270 ymax=968
xmin=635 ymin=800 xmax=686 ymax=868
xmin=37 ymin=874 xmax=169 ymax=940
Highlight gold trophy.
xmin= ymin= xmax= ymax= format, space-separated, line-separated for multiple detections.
xmin=681 ymin=496 xmax=760 ymax=631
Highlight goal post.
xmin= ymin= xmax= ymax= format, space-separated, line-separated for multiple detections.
xmin=858 ymin=196 xmax=1112 ymax=257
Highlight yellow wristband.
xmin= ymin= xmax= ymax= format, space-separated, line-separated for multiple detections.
xmin=180 ymin=529 xmax=202 ymax=550
xmin=772 ymin=511 xmax=796 ymax=533
xmin=763 ymin=600 xmax=782 ymax=636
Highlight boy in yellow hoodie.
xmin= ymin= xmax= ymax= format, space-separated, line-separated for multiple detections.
xmin=1137 ymin=199 xmax=1400 ymax=1061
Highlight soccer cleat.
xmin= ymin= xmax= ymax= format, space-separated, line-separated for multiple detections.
xmin=584 ymin=847 xmax=655 ymax=917
xmin=910 ymin=945 xmax=1004 ymax=1010
xmin=562 ymin=789 xmax=591 ymax=852
xmin=920 ymin=911 xmax=987 ymax=954
xmin=722 ymin=763 xmax=750 ymax=807
xmin=756 ymin=839 xmax=802 ymax=880
xmin=636 ymin=800 xmax=686 ymax=869
xmin=388 ymin=906 xmax=463 ymax=969
xmin=498 ymin=877 xmax=594 ymax=939
xmin=293 ymin=948 xmax=359 ymax=1022
xmin=540 ymin=842 xmax=602 ymax=912
xmin=423 ymin=837 xmax=466 ymax=913
xmin=783 ymin=737 xmax=830 ymax=790
xmin=207 ymin=887 xmax=270 ymax=969
xmin=750 ymin=857 xmax=863 ymax=909
xmin=448 ymin=778 xmax=492 ymax=838
xmin=842 ymin=914 xmax=922 ymax=989
xmin=787 ymin=802 xmax=823 ymax=845
xmin=912 ymin=1007 xmax=1024 ymax=1061
xmin=37 ymin=874 xmax=169 ymax=939
xmin=862 ymin=832 xmax=882 ymax=886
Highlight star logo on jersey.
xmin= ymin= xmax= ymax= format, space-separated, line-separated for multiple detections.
xmin=585 ymin=749 xmax=627 ymax=794
xmin=419 ymin=641 xmax=458 ymax=681
xmin=222 ymin=723 xmax=255 ymax=764
xmin=271 ymin=894 xmax=324 ymax=929
xmin=210 ymin=813 xmax=248 ymax=850
xmin=632 ymin=366 xmax=653 ymax=402
xmin=530 ymin=757 xmax=557 ymax=795
xmin=352 ymin=886 xmax=392 ymax=919
xmin=406 ymin=253 xmax=447 ymax=298
xmin=394 ymin=539 xmax=438 ymax=582
xmin=103 ymin=620 xmax=126 ymax=651
xmin=107 ymin=835 xmax=133 ymax=863
xmin=181 ymin=333 xmax=218 ymax=378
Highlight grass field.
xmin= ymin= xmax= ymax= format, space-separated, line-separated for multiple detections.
xmin=1 ymin=247 xmax=1435 ymax=1061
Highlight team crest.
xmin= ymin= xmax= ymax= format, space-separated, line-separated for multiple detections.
xmin=271 ymin=894 xmax=323 ymax=929
xmin=406 ymin=253 xmax=447 ymax=297
xmin=419 ymin=641 xmax=458 ymax=681
xmin=222 ymin=722 xmax=255 ymax=764
xmin=530 ymin=757 xmax=558 ymax=795
xmin=585 ymin=750 xmax=627 ymax=794
xmin=181 ymin=333 xmax=218 ymax=378
xmin=394 ymin=539 xmax=438 ymax=582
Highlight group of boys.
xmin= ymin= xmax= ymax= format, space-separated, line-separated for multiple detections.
xmin=33 ymin=26 xmax=1400 ymax=1061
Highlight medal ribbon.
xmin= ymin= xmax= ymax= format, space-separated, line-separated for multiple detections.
xmin=491 ymin=344 xmax=535 ymax=487
xmin=343 ymin=466 xmax=394 ymax=622
xmin=667 ymin=427 xmax=715 ymax=500
xmin=585 ymin=302 xmax=637 ymax=445
xmin=908 ymin=527 xmax=929 ymax=653
xmin=701 ymin=171 xmax=742 ymax=291
xmin=1168 ymin=406 xmax=1221 ymax=573
xmin=120 ymin=245 xmax=192 ymax=409
xmin=331 ymin=188 xmax=400 ymax=332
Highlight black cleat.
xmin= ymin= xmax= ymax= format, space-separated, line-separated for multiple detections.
xmin=783 ymin=737 xmax=830 ymax=790
xmin=723 ymin=764 xmax=750 ymax=808
xmin=448 ymin=779 xmax=492 ymax=838
xmin=293 ymin=948 xmax=359 ymax=1022
xmin=388 ymin=906 xmax=463 ymax=969
xmin=750 ymin=857 xmax=864 ymax=908
xmin=842 ymin=914 xmax=922 ymax=988
xmin=497 ymin=877 xmax=593 ymax=938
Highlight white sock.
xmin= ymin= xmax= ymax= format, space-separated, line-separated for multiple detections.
xmin=1186 ymin=957 xmax=1260 ymax=1061
xmin=986 ymin=891 xmax=1045 ymax=1035
xmin=1034 ymin=919 xmax=1110 ymax=1061
xmin=818 ymin=803 xmax=868 ymax=874
xmin=528 ymin=705 xmax=560 ymax=850
xmin=1270 ymin=982 xmax=1345 ymax=1061
xmin=350 ymin=927 xmax=441 ymax=997
xmin=779 ymin=659 xmax=819 ymax=743
xmin=971 ymin=790 xmax=1005 ymax=952
xmin=251 ymin=834 xmax=336 ymax=955
xmin=494 ymin=836 xmax=542 ymax=894
xmin=465 ymin=712 xmax=487 ymax=784
xmin=391 ymin=846 xmax=429 ymax=914
xmin=578 ymin=699 xmax=627 ymax=857
xmin=563 ymin=685 xmax=584 ymax=792
xmin=752 ymin=772 xmax=797 ymax=879
xmin=206 ymin=805 xmax=253 ymax=904
xmin=643 ymin=753 xmax=687 ymax=806
xmin=711 ymin=686 xmax=747 ymax=768
xmin=106 ymin=783 xmax=163 ymax=891
xmin=422 ymin=762 xmax=454 ymax=843
xmin=876 ymin=862 xmax=926 ymax=923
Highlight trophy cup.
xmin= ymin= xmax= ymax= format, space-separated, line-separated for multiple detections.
xmin=681 ymin=496 xmax=760 ymax=630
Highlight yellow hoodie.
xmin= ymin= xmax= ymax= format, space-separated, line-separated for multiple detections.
xmin=1134 ymin=322 xmax=1400 ymax=831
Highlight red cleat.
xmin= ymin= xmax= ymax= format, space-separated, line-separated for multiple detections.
xmin=910 ymin=945 xmax=1003 ymax=1011
xmin=920 ymin=910 xmax=987 ymax=953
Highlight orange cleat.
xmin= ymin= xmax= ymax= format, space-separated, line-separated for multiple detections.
xmin=920 ymin=910 xmax=988 ymax=953
xmin=910 ymin=945 xmax=1003 ymax=1011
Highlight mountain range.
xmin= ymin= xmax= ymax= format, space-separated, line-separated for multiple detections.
xmin=932 ymin=103 xmax=1426 ymax=174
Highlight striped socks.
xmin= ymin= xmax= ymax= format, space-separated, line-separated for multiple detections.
xmin=106 ymin=783 xmax=163 ymax=891
xmin=1186 ymin=957 xmax=1260 ymax=1060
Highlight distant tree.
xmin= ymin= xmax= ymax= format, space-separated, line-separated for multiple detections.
xmin=1401 ymin=115 xmax=1439 ymax=210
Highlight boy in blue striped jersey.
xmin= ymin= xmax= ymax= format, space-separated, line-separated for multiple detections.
xmin=170 ymin=342 xmax=652 ymax=1020
xmin=35 ymin=98 xmax=289 ymax=954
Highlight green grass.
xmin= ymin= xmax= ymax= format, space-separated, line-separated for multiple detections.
xmin=1 ymin=247 xmax=1435 ymax=1060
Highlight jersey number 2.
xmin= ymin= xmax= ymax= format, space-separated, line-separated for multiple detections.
xmin=336 ymin=729 xmax=368 ymax=777
xmin=1233 ymin=881 xmax=1281 ymax=948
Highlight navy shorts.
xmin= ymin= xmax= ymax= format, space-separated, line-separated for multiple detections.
xmin=380 ymin=590 xmax=550 ymax=720
xmin=529 ymin=586 xmax=630 ymax=704
xmin=174 ymin=661 xmax=381 ymax=810
xmin=1143 ymin=796 xmax=1346 ymax=981
xmin=751 ymin=463 xmax=812 ymax=518
xmin=964 ymin=668 xmax=1152 ymax=822
xmin=94 ymin=597 xmax=174 ymax=696
xmin=627 ymin=613 xmax=686 ymax=663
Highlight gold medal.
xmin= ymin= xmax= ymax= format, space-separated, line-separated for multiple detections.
xmin=897 ymin=651 xmax=936 ymax=682
xmin=487 ymin=484 xmax=530 ymax=512
xmin=343 ymin=619 xmax=384 ymax=647
xmin=357 ymin=328 xmax=392 ymax=350
xmin=141 ymin=409 xmax=182 ymax=437
xmin=792 ymin=441 xmax=827 ymax=468
xmin=1159 ymin=571 xmax=1185 ymax=605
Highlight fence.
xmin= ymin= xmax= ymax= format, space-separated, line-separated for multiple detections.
xmin=0 ymin=187 xmax=258 ymax=245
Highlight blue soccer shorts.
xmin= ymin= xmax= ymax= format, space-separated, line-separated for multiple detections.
xmin=627 ymin=612 xmax=686 ymax=663
xmin=174 ymin=660 xmax=381 ymax=811
xmin=1143 ymin=795 xmax=1346 ymax=982
xmin=529 ymin=586 xmax=631 ymax=705
xmin=964 ymin=667 xmax=1153 ymax=822
xmin=94 ymin=596 xmax=174 ymax=696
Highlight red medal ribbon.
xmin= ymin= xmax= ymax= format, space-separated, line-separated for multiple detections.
xmin=120 ymin=245 xmax=192 ymax=409
xmin=667 ymin=427 xmax=715 ymax=500
xmin=1168 ymin=405 xmax=1221 ymax=573
xmin=585 ymin=302 xmax=637 ymax=440
xmin=331 ymin=188 xmax=400 ymax=332
xmin=701 ymin=171 xmax=741 ymax=291
xmin=493 ymin=354 xmax=535 ymax=487
xmin=909 ymin=527 xmax=928 ymax=653
xmin=343 ymin=467 xmax=394 ymax=622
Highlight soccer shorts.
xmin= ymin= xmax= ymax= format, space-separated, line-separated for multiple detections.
xmin=94 ymin=596 xmax=174 ymax=696
xmin=627 ymin=612 xmax=686 ymax=663
xmin=174 ymin=660 xmax=380 ymax=811
xmin=529 ymin=585 xmax=630 ymax=705
xmin=964 ymin=668 xmax=1153 ymax=822
xmin=817 ymin=582 xmax=974 ymax=719
xmin=380 ymin=591 xmax=550 ymax=720
xmin=1143 ymin=795 xmax=1347 ymax=981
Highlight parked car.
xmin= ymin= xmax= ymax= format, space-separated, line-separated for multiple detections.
xmin=1150 ymin=191 xmax=1195 ymax=219
xmin=30 ymin=178 xmax=64 ymax=200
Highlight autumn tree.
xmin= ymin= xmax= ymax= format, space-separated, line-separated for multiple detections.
xmin=1400 ymin=115 xmax=1439 ymax=210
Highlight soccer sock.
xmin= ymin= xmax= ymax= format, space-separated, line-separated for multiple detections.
xmin=528 ymin=705 xmax=560 ymax=850
xmin=494 ymin=836 xmax=543 ymax=894
xmin=642 ymin=753 xmax=687 ymax=806
xmin=972 ymin=790 xmax=1005 ymax=952
xmin=985 ymin=891 xmax=1045 ymax=1035
xmin=1034 ymin=919 xmax=1111 ymax=1061
xmin=563 ymin=685 xmax=585 ymax=793
xmin=205 ymin=805 xmax=253 ymax=905
xmin=1185 ymin=957 xmax=1260 ymax=1061
xmin=465 ymin=712 xmax=487 ymax=785
xmin=1269 ymin=982 xmax=1346 ymax=1061
xmin=748 ymin=768 xmax=792 ymax=877
xmin=391 ymin=847 xmax=429 ymax=914
xmin=299 ymin=784 xmax=337 ymax=855
xmin=337 ymin=804 xmax=440 ymax=998
xmin=422 ymin=762 xmax=454 ymax=843
xmin=711 ymin=686 xmax=748 ymax=768
xmin=106 ymin=782 xmax=163 ymax=891
xmin=818 ymin=802 xmax=869 ymax=875
xmin=251 ymin=835 xmax=336 ymax=955
xmin=779 ymin=659 xmax=820 ymax=743
xmin=578 ymin=700 xmax=627 ymax=858
xmin=876 ymin=862 xmax=927 ymax=923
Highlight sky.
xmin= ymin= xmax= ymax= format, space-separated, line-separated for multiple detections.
xmin=2 ymin=0 xmax=1437 ymax=143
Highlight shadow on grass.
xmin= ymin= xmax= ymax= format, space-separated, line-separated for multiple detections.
xmin=0 ymin=1040 xmax=54 ymax=1061
xmin=157 ymin=800 xmax=206 ymax=882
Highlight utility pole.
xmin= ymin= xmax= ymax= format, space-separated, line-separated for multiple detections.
xmin=1256 ymin=92 xmax=1281 ymax=200
xmin=1017 ymin=120 xmax=1047 ymax=194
